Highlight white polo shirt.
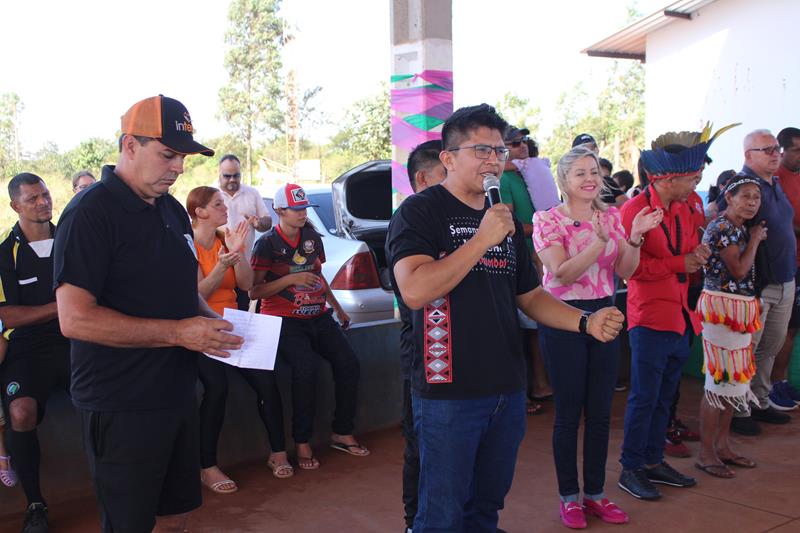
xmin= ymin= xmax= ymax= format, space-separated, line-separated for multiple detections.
xmin=219 ymin=183 xmax=269 ymax=260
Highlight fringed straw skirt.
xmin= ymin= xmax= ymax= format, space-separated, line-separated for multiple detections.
xmin=696 ymin=289 xmax=762 ymax=411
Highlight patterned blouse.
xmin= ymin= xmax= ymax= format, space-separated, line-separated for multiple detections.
xmin=532 ymin=206 xmax=627 ymax=300
xmin=702 ymin=215 xmax=755 ymax=296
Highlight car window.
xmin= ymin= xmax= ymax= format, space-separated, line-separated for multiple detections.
xmin=308 ymin=193 xmax=336 ymax=235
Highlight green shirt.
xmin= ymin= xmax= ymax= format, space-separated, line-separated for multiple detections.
xmin=500 ymin=169 xmax=535 ymax=252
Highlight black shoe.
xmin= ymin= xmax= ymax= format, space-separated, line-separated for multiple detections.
xmin=731 ymin=416 xmax=761 ymax=435
xmin=645 ymin=461 xmax=697 ymax=487
xmin=751 ymin=406 xmax=791 ymax=424
xmin=22 ymin=503 xmax=48 ymax=533
xmin=618 ymin=468 xmax=661 ymax=500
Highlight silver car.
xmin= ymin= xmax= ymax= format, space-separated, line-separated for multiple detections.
xmin=257 ymin=161 xmax=394 ymax=324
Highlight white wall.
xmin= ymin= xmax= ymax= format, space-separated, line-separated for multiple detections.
xmin=645 ymin=0 xmax=799 ymax=189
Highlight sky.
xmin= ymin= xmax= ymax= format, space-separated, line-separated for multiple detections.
xmin=0 ymin=0 xmax=667 ymax=154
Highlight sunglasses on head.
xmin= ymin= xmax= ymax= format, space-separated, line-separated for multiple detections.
xmin=507 ymin=136 xmax=529 ymax=147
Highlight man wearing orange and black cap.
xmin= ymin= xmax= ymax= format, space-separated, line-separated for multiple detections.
xmin=53 ymin=95 xmax=243 ymax=533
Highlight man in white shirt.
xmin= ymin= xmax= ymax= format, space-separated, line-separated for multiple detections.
xmin=217 ymin=154 xmax=271 ymax=311
xmin=217 ymin=154 xmax=272 ymax=261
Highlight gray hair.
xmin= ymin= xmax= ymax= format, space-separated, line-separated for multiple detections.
xmin=556 ymin=146 xmax=608 ymax=212
xmin=743 ymin=129 xmax=773 ymax=150
xmin=71 ymin=170 xmax=96 ymax=189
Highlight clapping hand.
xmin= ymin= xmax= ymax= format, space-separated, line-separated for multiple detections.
xmin=592 ymin=211 xmax=610 ymax=243
xmin=217 ymin=248 xmax=240 ymax=269
xmin=749 ymin=221 xmax=768 ymax=243
xmin=630 ymin=207 xmax=663 ymax=243
xmin=224 ymin=220 xmax=249 ymax=253
xmin=685 ymin=243 xmax=711 ymax=273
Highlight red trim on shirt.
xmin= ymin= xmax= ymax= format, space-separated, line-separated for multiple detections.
xmin=276 ymin=224 xmax=301 ymax=249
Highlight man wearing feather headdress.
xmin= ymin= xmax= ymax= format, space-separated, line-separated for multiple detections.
xmin=616 ymin=123 xmax=737 ymax=500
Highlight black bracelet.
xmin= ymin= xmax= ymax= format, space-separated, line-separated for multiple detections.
xmin=578 ymin=312 xmax=591 ymax=334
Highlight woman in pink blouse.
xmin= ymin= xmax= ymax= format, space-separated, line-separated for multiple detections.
xmin=532 ymin=146 xmax=661 ymax=528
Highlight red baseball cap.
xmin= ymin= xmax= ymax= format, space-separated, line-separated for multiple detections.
xmin=121 ymin=95 xmax=214 ymax=156
xmin=273 ymin=183 xmax=319 ymax=210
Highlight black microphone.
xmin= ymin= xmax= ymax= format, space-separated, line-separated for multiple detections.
xmin=482 ymin=174 xmax=509 ymax=253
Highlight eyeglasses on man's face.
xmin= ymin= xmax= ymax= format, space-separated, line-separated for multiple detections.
xmin=747 ymin=145 xmax=783 ymax=156
xmin=221 ymin=172 xmax=242 ymax=180
xmin=448 ymin=144 xmax=510 ymax=161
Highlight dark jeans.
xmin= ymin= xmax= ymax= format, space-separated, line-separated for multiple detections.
xmin=620 ymin=327 xmax=690 ymax=470
xmin=198 ymin=355 xmax=286 ymax=468
xmin=401 ymin=378 xmax=419 ymax=529
xmin=539 ymin=297 xmax=618 ymax=499
xmin=278 ymin=311 xmax=360 ymax=443
xmin=412 ymin=390 xmax=526 ymax=533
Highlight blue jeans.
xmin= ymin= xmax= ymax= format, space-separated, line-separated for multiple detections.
xmin=539 ymin=297 xmax=618 ymax=500
xmin=620 ymin=327 xmax=690 ymax=470
xmin=412 ymin=391 xmax=526 ymax=533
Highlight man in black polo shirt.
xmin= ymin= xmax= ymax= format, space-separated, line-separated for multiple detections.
xmin=53 ymin=95 xmax=243 ymax=533
xmin=387 ymin=104 xmax=624 ymax=532
xmin=0 ymin=173 xmax=68 ymax=533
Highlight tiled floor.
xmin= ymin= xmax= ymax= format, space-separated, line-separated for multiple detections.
xmin=2 ymin=377 xmax=799 ymax=532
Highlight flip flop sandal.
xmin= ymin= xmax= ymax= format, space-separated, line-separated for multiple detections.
xmin=268 ymin=460 xmax=295 ymax=479
xmin=297 ymin=455 xmax=320 ymax=470
xmin=0 ymin=455 xmax=17 ymax=487
xmin=330 ymin=441 xmax=370 ymax=457
xmin=204 ymin=478 xmax=238 ymax=494
xmin=694 ymin=463 xmax=735 ymax=478
xmin=720 ymin=456 xmax=757 ymax=468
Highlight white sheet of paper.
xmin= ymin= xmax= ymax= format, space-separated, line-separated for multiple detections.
xmin=206 ymin=308 xmax=282 ymax=370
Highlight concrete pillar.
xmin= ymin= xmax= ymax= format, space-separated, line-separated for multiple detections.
xmin=389 ymin=0 xmax=453 ymax=201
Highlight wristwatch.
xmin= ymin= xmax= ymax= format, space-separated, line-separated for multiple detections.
xmin=628 ymin=235 xmax=645 ymax=248
xmin=578 ymin=312 xmax=591 ymax=334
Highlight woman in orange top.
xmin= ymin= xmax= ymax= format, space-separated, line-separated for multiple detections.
xmin=187 ymin=186 xmax=291 ymax=495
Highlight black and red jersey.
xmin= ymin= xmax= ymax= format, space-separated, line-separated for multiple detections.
xmin=251 ymin=224 xmax=327 ymax=318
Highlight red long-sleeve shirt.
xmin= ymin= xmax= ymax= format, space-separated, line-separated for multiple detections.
xmin=621 ymin=185 xmax=703 ymax=335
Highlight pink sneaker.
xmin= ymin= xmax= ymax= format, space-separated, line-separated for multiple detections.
xmin=560 ymin=501 xmax=587 ymax=529
xmin=583 ymin=498 xmax=629 ymax=524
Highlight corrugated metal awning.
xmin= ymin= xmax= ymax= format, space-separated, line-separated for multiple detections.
xmin=582 ymin=0 xmax=720 ymax=62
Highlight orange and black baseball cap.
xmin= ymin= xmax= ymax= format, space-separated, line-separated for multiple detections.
xmin=121 ymin=95 xmax=214 ymax=156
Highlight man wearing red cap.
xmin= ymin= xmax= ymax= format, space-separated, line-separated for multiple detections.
xmin=53 ymin=95 xmax=243 ymax=533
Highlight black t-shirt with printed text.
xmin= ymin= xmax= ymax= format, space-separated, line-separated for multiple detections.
xmin=386 ymin=184 xmax=539 ymax=399
xmin=251 ymin=224 xmax=327 ymax=319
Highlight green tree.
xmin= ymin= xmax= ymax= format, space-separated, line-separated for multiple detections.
xmin=29 ymin=141 xmax=68 ymax=177
xmin=543 ymin=60 xmax=644 ymax=175
xmin=0 ymin=92 xmax=24 ymax=179
xmin=494 ymin=92 xmax=542 ymax=140
xmin=219 ymin=0 xmax=289 ymax=184
xmin=66 ymin=137 xmax=117 ymax=176
xmin=332 ymin=84 xmax=391 ymax=161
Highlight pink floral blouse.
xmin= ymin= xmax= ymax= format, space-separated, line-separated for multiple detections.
xmin=532 ymin=206 xmax=627 ymax=300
